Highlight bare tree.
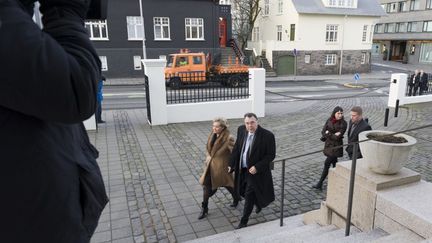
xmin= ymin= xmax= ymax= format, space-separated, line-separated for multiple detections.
xmin=231 ymin=0 xmax=261 ymax=51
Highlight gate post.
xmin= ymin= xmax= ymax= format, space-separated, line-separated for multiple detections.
xmin=249 ymin=68 xmax=266 ymax=117
xmin=142 ymin=59 xmax=168 ymax=125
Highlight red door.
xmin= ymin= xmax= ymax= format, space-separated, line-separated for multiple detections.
xmin=219 ymin=18 xmax=227 ymax=47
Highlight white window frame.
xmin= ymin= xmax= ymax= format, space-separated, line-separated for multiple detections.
xmin=85 ymin=20 xmax=109 ymax=40
xmin=133 ymin=56 xmax=142 ymax=70
xmin=100 ymin=56 xmax=108 ymax=71
xmin=185 ymin=18 xmax=204 ymax=40
xmin=252 ymin=27 xmax=260 ymax=41
xmin=410 ymin=0 xmax=420 ymax=10
xmin=126 ymin=16 xmax=144 ymax=41
xmin=325 ymin=24 xmax=338 ymax=43
xmin=325 ymin=54 xmax=337 ymax=65
xmin=277 ymin=25 xmax=282 ymax=41
xmin=385 ymin=23 xmax=396 ymax=33
xmin=361 ymin=52 xmax=367 ymax=64
xmin=264 ymin=0 xmax=270 ymax=15
xmin=362 ymin=25 xmax=368 ymax=42
xmin=277 ymin=0 xmax=283 ymax=14
xmin=424 ymin=21 xmax=432 ymax=32
xmin=153 ymin=17 xmax=171 ymax=40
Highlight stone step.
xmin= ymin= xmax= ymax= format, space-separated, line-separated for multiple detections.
xmin=307 ymin=227 xmax=360 ymax=243
xmin=185 ymin=214 xmax=305 ymax=243
xmin=376 ymin=181 xmax=432 ymax=239
xmin=334 ymin=228 xmax=388 ymax=243
xmin=371 ymin=229 xmax=425 ymax=243
xmin=256 ymin=224 xmax=321 ymax=243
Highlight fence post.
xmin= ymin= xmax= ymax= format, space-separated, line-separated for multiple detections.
xmin=395 ymin=99 xmax=399 ymax=118
xmin=142 ymin=59 xmax=168 ymax=125
xmin=345 ymin=143 xmax=358 ymax=236
xmin=280 ymin=159 xmax=286 ymax=227
xmin=384 ymin=108 xmax=389 ymax=127
xmin=249 ymin=68 xmax=266 ymax=117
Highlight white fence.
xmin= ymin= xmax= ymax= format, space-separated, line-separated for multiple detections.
xmin=142 ymin=59 xmax=266 ymax=126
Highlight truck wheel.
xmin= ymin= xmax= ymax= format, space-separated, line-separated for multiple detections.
xmin=170 ymin=77 xmax=181 ymax=89
xmin=228 ymin=75 xmax=241 ymax=87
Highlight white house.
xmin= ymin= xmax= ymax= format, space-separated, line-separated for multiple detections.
xmin=248 ymin=0 xmax=386 ymax=75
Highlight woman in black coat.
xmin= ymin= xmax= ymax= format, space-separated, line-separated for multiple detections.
xmin=313 ymin=106 xmax=347 ymax=190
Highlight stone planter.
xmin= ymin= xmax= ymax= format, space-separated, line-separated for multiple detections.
xmin=359 ymin=130 xmax=417 ymax=175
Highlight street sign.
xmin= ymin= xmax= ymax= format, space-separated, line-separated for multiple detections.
xmin=354 ymin=73 xmax=360 ymax=81
xmin=293 ymin=48 xmax=297 ymax=56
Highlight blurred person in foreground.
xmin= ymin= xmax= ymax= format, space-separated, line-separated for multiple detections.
xmin=0 ymin=0 xmax=108 ymax=242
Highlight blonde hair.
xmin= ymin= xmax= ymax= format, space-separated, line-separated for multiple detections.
xmin=213 ymin=117 xmax=228 ymax=128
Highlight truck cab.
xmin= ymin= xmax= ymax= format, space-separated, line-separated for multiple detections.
xmin=165 ymin=50 xmax=208 ymax=88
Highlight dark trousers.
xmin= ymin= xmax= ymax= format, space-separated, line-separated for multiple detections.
xmin=96 ymin=101 xmax=102 ymax=122
xmin=317 ymin=156 xmax=337 ymax=186
xmin=413 ymin=86 xmax=419 ymax=96
xmin=202 ymin=170 xmax=236 ymax=205
xmin=408 ymin=85 xmax=414 ymax=96
xmin=240 ymin=169 xmax=259 ymax=225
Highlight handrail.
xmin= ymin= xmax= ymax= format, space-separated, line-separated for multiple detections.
xmin=229 ymin=39 xmax=246 ymax=64
xmin=276 ymin=124 xmax=432 ymax=235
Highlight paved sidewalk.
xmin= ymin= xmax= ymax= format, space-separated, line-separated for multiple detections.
xmin=89 ymin=96 xmax=432 ymax=243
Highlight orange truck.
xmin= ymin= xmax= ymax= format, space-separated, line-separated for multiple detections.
xmin=164 ymin=49 xmax=249 ymax=89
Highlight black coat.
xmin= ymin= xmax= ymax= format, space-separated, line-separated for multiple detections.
xmin=321 ymin=118 xmax=347 ymax=158
xmin=420 ymin=72 xmax=429 ymax=90
xmin=0 ymin=1 xmax=107 ymax=243
xmin=346 ymin=119 xmax=372 ymax=159
xmin=230 ymin=125 xmax=276 ymax=208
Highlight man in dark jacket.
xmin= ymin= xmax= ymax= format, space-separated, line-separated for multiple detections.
xmin=0 ymin=1 xmax=108 ymax=242
xmin=346 ymin=106 xmax=372 ymax=159
xmin=229 ymin=113 xmax=276 ymax=229
xmin=419 ymin=70 xmax=429 ymax=95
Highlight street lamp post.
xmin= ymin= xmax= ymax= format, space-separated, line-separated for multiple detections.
xmin=139 ymin=0 xmax=147 ymax=60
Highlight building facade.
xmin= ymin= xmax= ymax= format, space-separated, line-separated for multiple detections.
xmin=247 ymin=0 xmax=385 ymax=75
xmin=373 ymin=0 xmax=432 ymax=65
xmin=85 ymin=0 xmax=231 ymax=78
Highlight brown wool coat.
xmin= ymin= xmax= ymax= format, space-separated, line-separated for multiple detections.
xmin=199 ymin=129 xmax=235 ymax=190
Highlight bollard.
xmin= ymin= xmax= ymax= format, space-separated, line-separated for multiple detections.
xmin=280 ymin=159 xmax=286 ymax=227
xmin=395 ymin=99 xmax=399 ymax=117
xmin=384 ymin=108 xmax=389 ymax=127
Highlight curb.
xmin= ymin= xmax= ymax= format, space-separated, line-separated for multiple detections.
xmin=343 ymin=83 xmax=366 ymax=88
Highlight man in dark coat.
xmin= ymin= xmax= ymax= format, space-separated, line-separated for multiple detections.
xmin=346 ymin=106 xmax=372 ymax=159
xmin=419 ymin=70 xmax=429 ymax=95
xmin=0 ymin=1 xmax=108 ymax=242
xmin=229 ymin=113 xmax=276 ymax=229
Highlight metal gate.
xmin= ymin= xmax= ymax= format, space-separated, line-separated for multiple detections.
xmin=144 ymin=75 xmax=152 ymax=124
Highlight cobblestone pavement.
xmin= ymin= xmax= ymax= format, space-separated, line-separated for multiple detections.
xmin=89 ymin=97 xmax=432 ymax=243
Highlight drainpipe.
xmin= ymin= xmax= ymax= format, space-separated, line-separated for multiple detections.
xmin=339 ymin=15 xmax=347 ymax=75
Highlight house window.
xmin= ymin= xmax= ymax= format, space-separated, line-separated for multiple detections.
xmin=384 ymin=23 xmax=395 ymax=33
xmin=278 ymin=0 xmax=283 ymax=14
xmin=125 ymin=16 xmax=143 ymax=40
xmin=329 ymin=0 xmax=336 ymax=6
xmin=398 ymin=1 xmax=408 ymax=11
xmin=252 ymin=27 xmax=260 ymax=41
xmin=410 ymin=0 xmax=420 ymax=10
xmin=361 ymin=53 xmax=367 ymax=64
xmin=305 ymin=54 xmax=311 ymax=64
xmin=369 ymin=25 xmax=374 ymax=42
xmin=277 ymin=25 xmax=282 ymax=41
xmin=419 ymin=43 xmax=432 ymax=63
xmin=396 ymin=22 xmax=407 ymax=32
xmin=185 ymin=18 xmax=204 ymax=40
xmin=290 ymin=24 xmax=295 ymax=41
xmin=427 ymin=0 xmax=432 ymax=9
xmin=325 ymin=24 xmax=338 ymax=43
xmin=264 ymin=0 xmax=270 ymax=15
xmin=85 ymin=20 xmax=108 ymax=40
xmin=153 ymin=17 xmax=170 ymax=40
xmin=325 ymin=54 xmax=337 ymax=65
xmin=386 ymin=2 xmax=397 ymax=12
xmin=328 ymin=0 xmax=354 ymax=8
xmin=375 ymin=24 xmax=384 ymax=33
xmin=100 ymin=56 xmax=108 ymax=71
xmin=408 ymin=22 xmax=422 ymax=32
xmin=133 ymin=56 xmax=142 ymax=70
xmin=362 ymin=25 xmax=368 ymax=42
xmin=424 ymin=21 xmax=432 ymax=32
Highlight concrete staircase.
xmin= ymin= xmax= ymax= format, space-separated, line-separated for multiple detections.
xmin=259 ymin=56 xmax=277 ymax=77
xmin=219 ymin=47 xmax=239 ymax=66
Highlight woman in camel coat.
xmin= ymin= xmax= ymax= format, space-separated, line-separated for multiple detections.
xmin=198 ymin=117 xmax=238 ymax=219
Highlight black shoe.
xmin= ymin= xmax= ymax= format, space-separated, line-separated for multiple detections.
xmin=235 ymin=223 xmax=247 ymax=229
xmin=198 ymin=202 xmax=208 ymax=220
xmin=97 ymin=120 xmax=105 ymax=124
xmin=230 ymin=199 xmax=239 ymax=208
xmin=312 ymin=183 xmax=322 ymax=190
xmin=255 ymin=205 xmax=262 ymax=214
